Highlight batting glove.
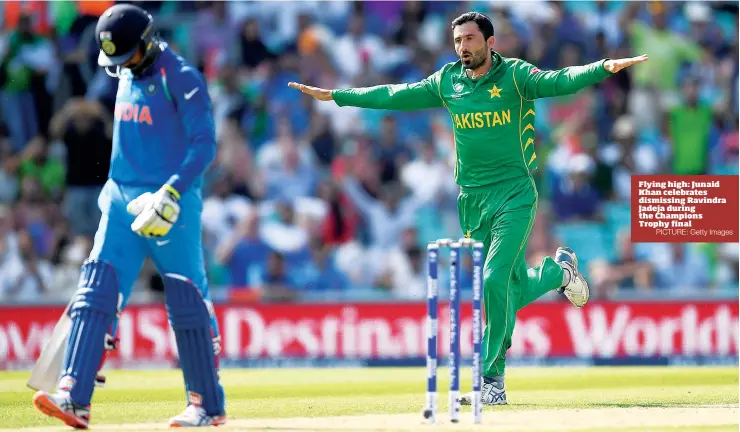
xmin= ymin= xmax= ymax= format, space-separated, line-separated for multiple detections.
xmin=127 ymin=185 xmax=181 ymax=238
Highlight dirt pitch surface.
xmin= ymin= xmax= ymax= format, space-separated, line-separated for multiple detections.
xmin=5 ymin=406 xmax=737 ymax=432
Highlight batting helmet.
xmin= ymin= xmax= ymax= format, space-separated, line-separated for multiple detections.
xmin=95 ymin=3 xmax=156 ymax=67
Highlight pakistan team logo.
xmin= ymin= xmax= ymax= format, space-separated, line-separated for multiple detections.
xmin=453 ymin=83 xmax=463 ymax=93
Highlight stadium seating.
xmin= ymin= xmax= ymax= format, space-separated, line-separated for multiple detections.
xmin=553 ymin=222 xmax=614 ymax=278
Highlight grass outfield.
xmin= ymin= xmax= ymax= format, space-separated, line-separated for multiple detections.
xmin=0 ymin=367 xmax=737 ymax=431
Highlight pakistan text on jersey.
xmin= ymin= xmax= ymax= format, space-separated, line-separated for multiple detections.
xmin=452 ymin=110 xmax=511 ymax=129
xmin=114 ymin=103 xmax=153 ymax=125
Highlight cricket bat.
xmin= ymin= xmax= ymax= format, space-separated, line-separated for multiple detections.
xmin=26 ymin=301 xmax=72 ymax=393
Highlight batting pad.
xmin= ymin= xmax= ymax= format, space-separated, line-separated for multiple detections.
xmin=62 ymin=260 xmax=119 ymax=407
xmin=164 ymin=274 xmax=225 ymax=416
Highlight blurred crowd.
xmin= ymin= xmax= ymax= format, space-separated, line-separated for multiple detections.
xmin=0 ymin=0 xmax=737 ymax=305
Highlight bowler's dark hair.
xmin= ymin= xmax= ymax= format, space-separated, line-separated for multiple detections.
xmin=451 ymin=12 xmax=494 ymax=40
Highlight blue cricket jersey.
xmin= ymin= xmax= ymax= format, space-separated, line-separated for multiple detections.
xmin=110 ymin=42 xmax=216 ymax=197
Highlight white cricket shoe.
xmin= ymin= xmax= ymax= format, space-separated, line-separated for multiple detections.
xmin=33 ymin=390 xmax=91 ymax=429
xmin=459 ymin=376 xmax=507 ymax=406
xmin=169 ymin=404 xmax=226 ymax=428
xmin=556 ymin=247 xmax=590 ymax=308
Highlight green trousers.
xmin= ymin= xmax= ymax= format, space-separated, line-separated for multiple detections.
xmin=458 ymin=176 xmax=564 ymax=377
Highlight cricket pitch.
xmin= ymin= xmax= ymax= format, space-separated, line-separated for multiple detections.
xmin=1 ymin=367 xmax=737 ymax=431
xmin=5 ymin=407 xmax=738 ymax=431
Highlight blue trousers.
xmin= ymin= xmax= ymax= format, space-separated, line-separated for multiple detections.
xmin=0 ymin=90 xmax=38 ymax=152
xmin=91 ymin=179 xmax=219 ymax=339
xmin=64 ymin=185 xmax=104 ymax=238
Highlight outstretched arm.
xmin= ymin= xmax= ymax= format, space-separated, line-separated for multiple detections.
xmin=289 ymin=68 xmax=446 ymax=111
xmin=341 ymin=176 xmax=380 ymax=219
xmin=514 ymin=55 xmax=648 ymax=100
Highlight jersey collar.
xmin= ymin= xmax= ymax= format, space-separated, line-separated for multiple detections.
xmin=458 ymin=50 xmax=506 ymax=86
xmin=130 ymin=41 xmax=167 ymax=79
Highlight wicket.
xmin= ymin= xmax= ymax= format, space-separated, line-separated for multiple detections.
xmin=424 ymin=237 xmax=484 ymax=425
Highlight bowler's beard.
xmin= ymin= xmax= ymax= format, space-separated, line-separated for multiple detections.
xmin=461 ymin=47 xmax=487 ymax=71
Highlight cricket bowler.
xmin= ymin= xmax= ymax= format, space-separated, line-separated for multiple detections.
xmin=289 ymin=12 xmax=648 ymax=405
xmin=32 ymin=4 xmax=226 ymax=428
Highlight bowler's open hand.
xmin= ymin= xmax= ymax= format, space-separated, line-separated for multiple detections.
xmin=288 ymin=82 xmax=333 ymax=101
xmin=604 ymin=54 xmax=649 ymax=74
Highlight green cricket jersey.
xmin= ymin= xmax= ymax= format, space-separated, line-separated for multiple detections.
xmin=332 ymin=50 xmax=612 ymax=188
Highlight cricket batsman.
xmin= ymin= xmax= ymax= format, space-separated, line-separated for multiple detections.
xmin=32 ymin=4 xmax=226 ymax=428
xmin=290 ymin=12 xmax=647 ymax=405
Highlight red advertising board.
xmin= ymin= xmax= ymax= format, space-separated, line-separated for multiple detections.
xmin=0 ymin=301 xmax=737 ymax=367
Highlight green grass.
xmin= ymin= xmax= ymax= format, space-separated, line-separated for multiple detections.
xmin=0 ymin=367 xmax=737 ymax=430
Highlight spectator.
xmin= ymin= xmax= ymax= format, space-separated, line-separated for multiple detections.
xmin=669 ymin=77 xmax=714 ymax=175
xmin=715 ymin=242 xmax=740 ymax=289
xmin=636 ymin=242 xmax=712 ymax=291
xmin=260 ymin=121 xmax=319 ymax=201
xmin=375 ymin=227 xmax=425 ymax=299
xmin=257 ymin=117 xmax=315 ymax=171
xmin=49 ymin=98 xmax=112 ymax=238
xmin=711 ymin=129 xmax=739 ymax=175
xmin=317 ymin=179 xmax=357 ymax=246
xmin=341 ymin=174 xmax=422 ymax=250
xmin=237 ymin=18 xmax=275 ymax=70
xmin=602 ymin=115 xmax=661 ymax=202
xmin=0 ymin=1 xmax=735 ymax=303
xmin=17 ymin=136 xmax=65 ymax=201
xmin=0 ymin=14 xmax=41 ymax=152
xmin=192 ymin=1 xmax=230 ymax=74
xmin=551 ymin=154 xmax=602 ymax=223
xmin=216 ymin=210 xmax=271 ymax=288
xmin=0 ymin=229 xmax=53 ymax=303
xmin=211 ymin=66 xmax=249 ymax=134
xmin=594 ymin=83 xmax=629 ymax=144
xmin=590 ymin=230 xmax=654 ymax=298
xmin=260 ymin=200 xmax=309 ymax=257
xmin=201 ymin=171 xmax=253 ymax=251
xmin=333 ymin=239 xmax=375 ymax=290
xmin=373 ymin=115 xmax=410 ymax=184
xmin=299 ymin=238 xmax=349 ymax=292
xmin=400 ymin=140 xmax=456 ymax=203
xmin=580 ymin=131 xmax=614 ymax=200
xmin=0 ymin=204 xmax=19 ymax=268
xmin=582 ymin=0 xmax=622 ymax=48
xmin=306 ymin=110 xmax=338 ymax=167
xmin=0 ymin=137 xmax=20 ymax=202
xmin=14 ymin=176 xmax=55 ymax=258
xmin=331 ymin=13 xmax=384 ymax=80
xmin=50 ymin=235 xmax=92 ymax=302
xmin=622 ymin=2 xmax=702 ymax=100
xmin=261 ymin=251 xmax=299 ymax=301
